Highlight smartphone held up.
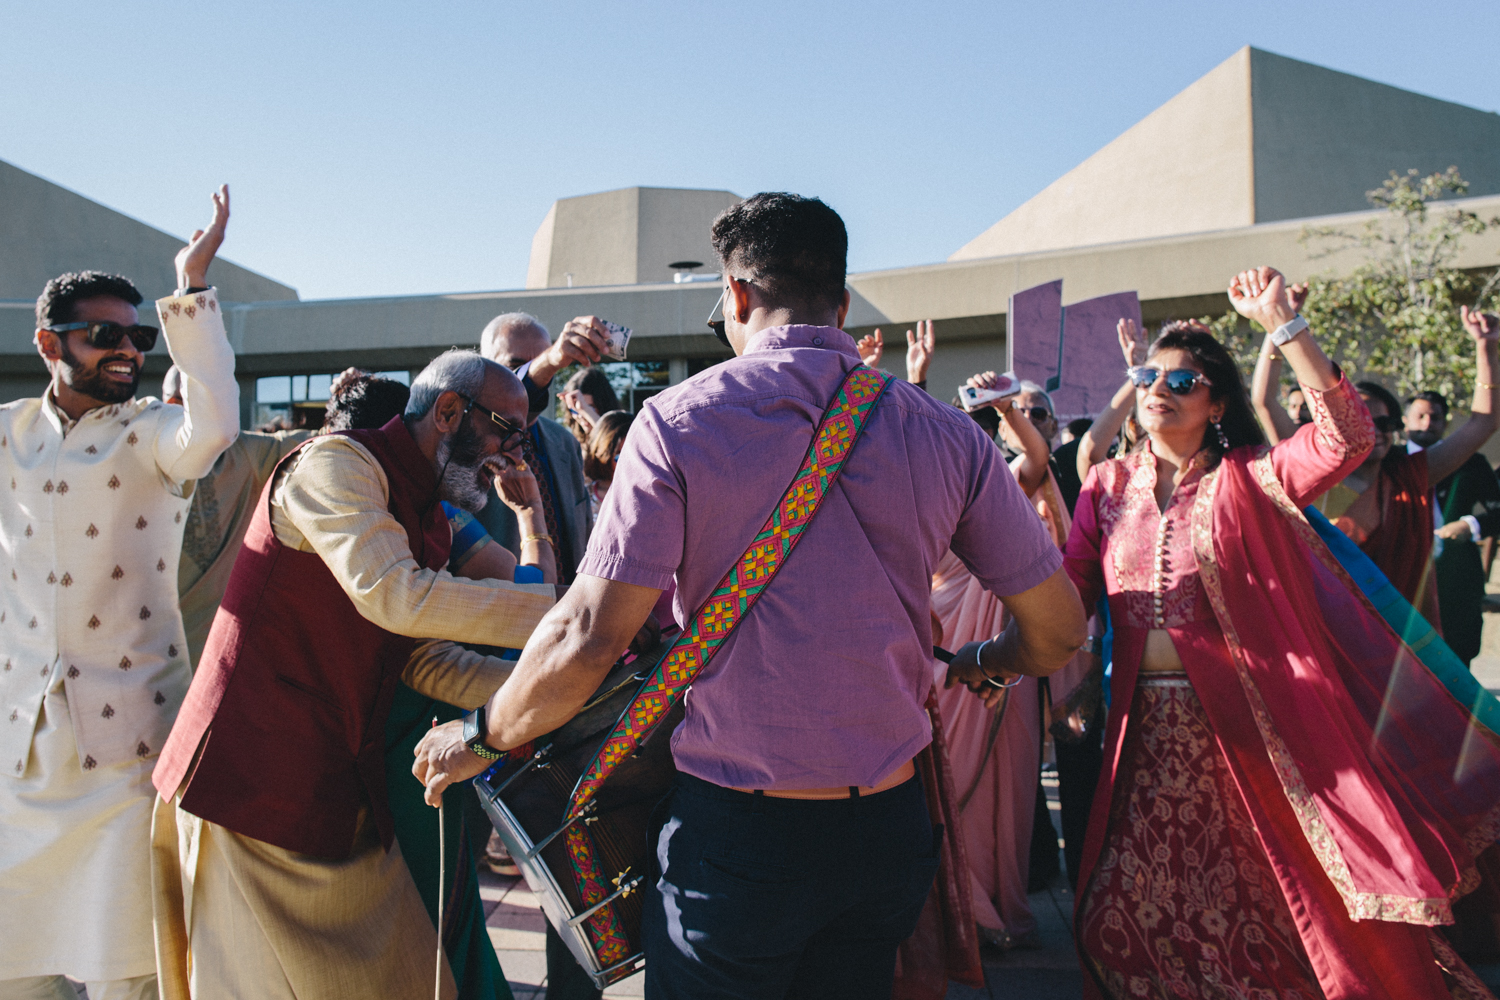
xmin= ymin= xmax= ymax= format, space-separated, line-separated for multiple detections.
xmin=958 ymin=371 xmax=1020 ymax=411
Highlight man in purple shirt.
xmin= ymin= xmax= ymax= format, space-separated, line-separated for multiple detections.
xmin=417 ymin=193 xmax=1086 ymax=998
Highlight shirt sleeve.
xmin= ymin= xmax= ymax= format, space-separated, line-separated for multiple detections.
xmin=1269 ymin=375 xmax=1376 ymax=509
xmin=576 ymin=406 xmax=681 ymax=591
xmin=1062 ymin=465 xmax=1107 ymax=610
xmin=150 ymin=289 xmax=241 ymax=485
xmin=402 ymin=639 xmax=514 ymax=709
xmin=271 ymin=435 xmax=556 ymax=648
xmin=948 ymin=429 xmax=1064 ymax=597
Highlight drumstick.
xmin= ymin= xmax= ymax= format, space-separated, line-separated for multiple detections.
xmin=433 ymin=716 xmax=445 ymax=1000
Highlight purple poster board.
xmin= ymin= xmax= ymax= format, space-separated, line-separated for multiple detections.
xmin=1051 ymin=291 xmax=1143 ymax=421
xmin=1006 ymin=280 xmax=1063 ymax=390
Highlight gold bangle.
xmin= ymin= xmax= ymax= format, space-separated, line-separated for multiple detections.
xmin=1478 ymin=381 xmax=1499 ymax=390
xmin=521 ymin=533 xmax=553 ymax=547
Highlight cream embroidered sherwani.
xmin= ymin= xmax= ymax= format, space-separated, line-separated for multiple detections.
xmin=152 ymin=434 xmax=554 ymax=1000
xmin=0 ymin=290 xmax=238 ymax=983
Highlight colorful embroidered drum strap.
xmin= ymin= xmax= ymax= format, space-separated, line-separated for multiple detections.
xmin=567 ymin=363 xmax=894 ymax=819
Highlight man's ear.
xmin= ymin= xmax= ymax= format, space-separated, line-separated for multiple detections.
xmin=433 ymin=390 xmax=466 ymax=433
xmin=836 ymin=287 xmax=852 ymax=330
xmin=727 ymin=277 xmax=753 ymax=323
xmin=34 ymin=328 xmax=62 ymax=364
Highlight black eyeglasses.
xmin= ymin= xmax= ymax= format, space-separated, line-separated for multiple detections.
xmin=1127 ymin=366 xmax=1212 ymax=395
xmin=45 ymin=321 xmax=159 ymax=353
xmin=458 ymin=395 xmax=526 ymax=451
xmin=1373 ymin=414 xmax=1403 ymax=433
xmin=1018 ymin=405 xmax=1053 ymax=422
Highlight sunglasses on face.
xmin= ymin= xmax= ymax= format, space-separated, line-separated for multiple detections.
xmin=1372 ymin=415 xmax=1403 ymax=433
xmin=458 ymin=395 xmax=527 ymax=452
xmin=1017 ymin=406 xmax=1053 ymax=422
xmin=1127 ymin=366 xmax=1212 ymax=395
xmin=46 ymin=321 xmax=159 ymax=353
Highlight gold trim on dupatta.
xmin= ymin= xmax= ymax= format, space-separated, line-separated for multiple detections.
xmin=1190 ymin=450 xmax=1456 ymax=926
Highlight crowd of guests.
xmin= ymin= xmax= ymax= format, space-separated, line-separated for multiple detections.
xmin=3 ymin=184 xmax=1500 ymax=1000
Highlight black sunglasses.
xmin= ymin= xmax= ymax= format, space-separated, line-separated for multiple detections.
xmin=1018 ymin=405 xmax=1053 ymax=422
xmin=1372 ymin=414 xmax=1403 ymax=433
xmin=1127 ymin=366 xmax=1212 ymax=395
xmin=457 ymin=395 xmax=527 ymax=451
xmin=46 ymin=321 xmax=159 ymax=353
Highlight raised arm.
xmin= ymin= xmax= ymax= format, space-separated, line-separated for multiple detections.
xmin=1077 ymin=318 xmax=1145 ymax=482
xmin=906 ymin=320 xmax=934 ymax=389
xmin=1230 ymin=267 xmax=1375 ymax=505
xmin=152 ymin=185 xmax=240 ymax=483
xmin=1424 ymin=308 xmax=1500 ymax=486
xmin=964 ymin=370 xmax=1047 ymax=494
xmin=1250 ymin=336 xmax=1299 ymax=444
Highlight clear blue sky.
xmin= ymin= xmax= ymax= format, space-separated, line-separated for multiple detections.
xmin=4 ymin=1 xmax=1498 ymax=300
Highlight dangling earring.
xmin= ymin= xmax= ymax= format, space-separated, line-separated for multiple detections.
xmin=1213 ymin=419 xmax=1229 ymax=450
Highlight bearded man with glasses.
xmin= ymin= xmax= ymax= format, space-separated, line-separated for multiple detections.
xmin=149 ymin=347 xmax=581 ymax=999
xmin=0 ymin=187 xmax=241 ymax=1000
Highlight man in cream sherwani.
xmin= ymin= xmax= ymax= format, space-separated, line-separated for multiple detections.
xmin=0 ymin=186 xmax=240 ymax=1000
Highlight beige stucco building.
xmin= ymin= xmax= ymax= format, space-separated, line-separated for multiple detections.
xmin=3 ymin=46 xmax=1498 ymax=426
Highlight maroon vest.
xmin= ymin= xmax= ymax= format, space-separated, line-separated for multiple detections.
xmin=154 ymin=416 xmax=452 ymax=859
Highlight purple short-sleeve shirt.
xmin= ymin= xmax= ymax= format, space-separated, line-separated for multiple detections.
xmin=578 ymin=326 xmax=1061 ymax=789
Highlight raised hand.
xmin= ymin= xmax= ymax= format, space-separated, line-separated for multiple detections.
xmin=559 ymin=389 xmax=600 ymax=436
xmin=906 ymin=320 xmax=935 ymax=383
xmin=1461 ymin=305 xmax=1500 ymax=344
xmin=1117 ymin=318 xmax=1147 ymax=368
xmin=856 ymin=329 xmax=884 ymax=368
xmin=1288 ymin=281 xmax=1309 ymax=313
xmin=491 ymin=457 xmax=544 ymax=514
xmin=1228 ymin=266 xmax=1297 ymax=329
xmin=174 ymin=184 xmax=229 ymax=290
xmin=530 ymin=318 xmax=611 ymax=387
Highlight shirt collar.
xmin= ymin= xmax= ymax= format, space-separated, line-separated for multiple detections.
xmin=41 ymin=385 xmax=79 ymax=435
xmin=742 ymin=325 xmax=859 ymax=359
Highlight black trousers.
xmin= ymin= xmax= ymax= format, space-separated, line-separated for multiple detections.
xmin=644 ymin=772 xmax=937 ymax=1000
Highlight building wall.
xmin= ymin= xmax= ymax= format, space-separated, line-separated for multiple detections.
xmin=1251 ymin=49 xmax=1500 ymax=224
xmin=0 ymin=159 xmax=297 ymax=305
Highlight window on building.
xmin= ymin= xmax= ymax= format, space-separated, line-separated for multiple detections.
xmin=255 ymin=370 xmax=410 ymax=431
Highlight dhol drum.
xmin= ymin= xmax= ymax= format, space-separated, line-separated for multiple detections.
xmin=473 ymin=635 xmax=681 ymax=988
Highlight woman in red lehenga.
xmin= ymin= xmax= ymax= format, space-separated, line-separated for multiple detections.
xmin=931 ymin=378 xmax=1093 ymax=950
xmin=1064 ymin=266 xmax=1500 ymax=1000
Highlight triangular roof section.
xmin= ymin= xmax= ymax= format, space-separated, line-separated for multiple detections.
xmin=951 ymin=47 xmax=1500 ymax=261
xmin=0 ymin=158 xmax=297 ymax=303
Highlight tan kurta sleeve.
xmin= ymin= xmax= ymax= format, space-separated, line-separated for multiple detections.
xmin=402 ymin=640 xmax=515 ymax=710
xmin=269 ymin=435 xmax=555 ymax=649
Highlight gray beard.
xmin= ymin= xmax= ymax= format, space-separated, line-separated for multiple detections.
xmin=434 ymin=436 xmax=491 ymax=514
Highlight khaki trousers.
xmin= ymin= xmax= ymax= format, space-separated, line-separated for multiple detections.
xmin=150 ymin=795 xmax=455 ymax=1000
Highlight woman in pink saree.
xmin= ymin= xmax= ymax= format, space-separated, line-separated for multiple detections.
xmin=932 ymin=377 xmax=1092 ymax=949
xmin=1065 ymin=266 xmax=1500 ymax=999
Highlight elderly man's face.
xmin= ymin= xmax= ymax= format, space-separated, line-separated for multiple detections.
xmin=1015 ymin=389 xmax=1057 ymax=444
xmin=484 ymin=323 xmax=550 ymax=372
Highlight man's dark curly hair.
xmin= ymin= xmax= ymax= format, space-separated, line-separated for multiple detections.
xmin=710 ymin=193 xmax=847 ymax=313
xmin=35 ymin=271 xmax=143 ymax=328
xmin=324 ymin=370 xmax=412 ymax=432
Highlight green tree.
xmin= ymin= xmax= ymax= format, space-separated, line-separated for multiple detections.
xmin=1202 ymin=168 xmax=1499 ymax=399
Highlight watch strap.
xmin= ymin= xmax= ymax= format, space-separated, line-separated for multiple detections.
xmin=463 ymin=706 xmax=502 ymax=761
xmin=1270 ymin=314 xmax=1309 ymax=346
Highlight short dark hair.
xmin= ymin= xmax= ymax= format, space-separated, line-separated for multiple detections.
xmin=35 ymin=271 xmax=143 ymax=328
xmin=1356 ymin=380 xmax=1403 ymax=422
xmin=1407 ymin=390 xmax=1449 ymax=418
xmin=1066 ymin=417 xmax=1094 ymax=438
xmin=710 ymin=193 xmax=847 ymax=312
xmin=324 ymin=370 xmax=412 ymax=431
xmin=1147 ymin=320 xmax=1266 ymax=463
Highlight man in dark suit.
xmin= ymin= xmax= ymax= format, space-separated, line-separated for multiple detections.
xmin=478 ymin=311 xmax=609 ymax=999
xmin=1408 ymin=390 xmax=1500 ymax=665
xmin=478 ymin=312 xmax=601 ymax=581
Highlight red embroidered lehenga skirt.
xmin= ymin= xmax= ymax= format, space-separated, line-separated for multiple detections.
xmin=1077 ymin=673 xmax=1325 ymax=999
